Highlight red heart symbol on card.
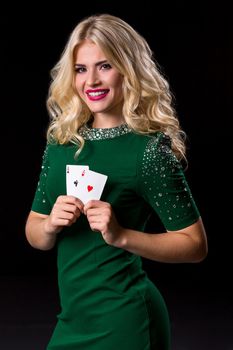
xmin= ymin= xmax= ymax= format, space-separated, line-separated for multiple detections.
xmin=87 ymin=185 xmax=93 ymax=192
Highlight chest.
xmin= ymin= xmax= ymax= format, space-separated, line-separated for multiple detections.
xmin=46 ymin=142 xmax=139 ymax=206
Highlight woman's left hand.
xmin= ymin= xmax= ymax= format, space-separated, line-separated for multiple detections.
xmin=84 ymin=200 xmax=124 ymax=247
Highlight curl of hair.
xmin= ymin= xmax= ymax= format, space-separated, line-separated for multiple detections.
xmin=46 ymin=14 xmax=186 ymax=161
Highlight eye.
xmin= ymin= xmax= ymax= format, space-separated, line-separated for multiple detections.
xmin=74 ymin=66 xmax=86 ymax=73
xmin=100 ymin=63 xmax=112 ymax=70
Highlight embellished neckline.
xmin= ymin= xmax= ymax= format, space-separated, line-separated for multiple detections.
xmin=78 ymin=123 xmax=132 ymax=140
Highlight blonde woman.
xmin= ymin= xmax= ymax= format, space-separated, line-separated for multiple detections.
xmin=25 ymin=14 xmax=207 ymax=350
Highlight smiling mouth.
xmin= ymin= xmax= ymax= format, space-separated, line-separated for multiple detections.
xmin=86 ymin=89 xmax=109 ymax=101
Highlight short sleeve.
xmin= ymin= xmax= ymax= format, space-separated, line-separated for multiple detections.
xmin=31 ymin=143 xmax=52 ymax=215
xmin=137 ymin=133 xmax=200 ymax=230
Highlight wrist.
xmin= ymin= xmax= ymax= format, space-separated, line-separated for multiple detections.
xmin=43 ymin=217 xmax=60 ymax=237
xmin=115 ymin=227 xmax=130 ymax=249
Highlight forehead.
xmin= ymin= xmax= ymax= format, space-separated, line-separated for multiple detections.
xmin=74 ymin=39 xmax=107 ymax=63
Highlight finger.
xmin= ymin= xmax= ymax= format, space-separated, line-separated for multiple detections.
xmin=57 ymin=195 xmax=84 ymax=207
xmin=54 ymin=203 xmax=78 ymax=214
xmin=49 ymin=215 xmax=74 ymax=228
xmin=74 ymin=199 xmax=84 ymax=213
xmin=87 ymin=216 xmax=102 ymax=226
xmin=74 ymin=207 xmax=82 ymax=219
xmin=89 ymin=222 xmax=103 ymax=232
xmin=83 ymin=200 xmax=98 ymax=214
xmin=86 ymin=211 xmax=108 ymax=225
xmin=85 ymin=208 xmax=101 ymax=216
xmin=56 ymin=196 xmax=84 ymax=214
xmin=57 ymin=195 xmax=75 ymax=204
xmin=71 ymin=197 xmax=84 ymax=210
xmin=88 ymin=207 xmax=111 ymax=219
xmin=84 ymin=200 xmax=108 ymax=215
xmin=54 ymin=211 xmax=76 ymax=221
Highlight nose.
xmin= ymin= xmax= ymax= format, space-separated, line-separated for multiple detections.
xmin=86 ymin=69 xmax=100 ymax=87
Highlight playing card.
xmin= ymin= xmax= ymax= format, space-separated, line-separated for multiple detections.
xmin=66 ymin=165 xmax=89 ymax=197
xmin=72 ymin=169 xmax=108 ymax=204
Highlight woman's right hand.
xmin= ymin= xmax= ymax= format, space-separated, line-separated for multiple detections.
xmin=44 ymin=195 xmax=84 ymax=235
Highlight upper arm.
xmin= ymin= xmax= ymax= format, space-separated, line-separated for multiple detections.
xmin=168 ymin=217 xmax=208 ymax=257
xmin=28 ymin=210 xmax=49 ymax=221
xmin=31 ymin=144 xmax=52 ymax=215
xmin=26 ymin=210 xmax=49 ymax=230
xmin=168 ymin=217 xmax=206 ymax=240
xmin=137 ymin=133 xmax=200 ymax=231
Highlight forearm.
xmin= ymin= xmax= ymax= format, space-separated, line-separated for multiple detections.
xmin=118 ymin=220 xmax=207 ymax=263
xmin=25 ymin=216 xmax=57 ymax=251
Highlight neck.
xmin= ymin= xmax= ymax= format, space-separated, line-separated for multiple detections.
xmin=92 ymin=114 xmax=125 ymax=129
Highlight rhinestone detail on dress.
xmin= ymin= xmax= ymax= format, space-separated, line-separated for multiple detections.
xmin=36 ymin=145 xmax=50 ymax=206
xmin=78 ymin=123 xmax=132 ymax=140
xmin=141 ymin=133 xmax=193 ymax=222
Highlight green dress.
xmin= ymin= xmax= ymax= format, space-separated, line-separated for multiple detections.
xmin=31 ymin=124 xmax=200 ymax=350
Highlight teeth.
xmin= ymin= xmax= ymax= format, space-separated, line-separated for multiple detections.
xmin=88 ymin=91 xmax=107 ymax=97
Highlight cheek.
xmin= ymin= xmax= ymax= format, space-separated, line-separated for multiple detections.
xmin=75 ymin=78 xmax=84 ymax=96
xmin=115 ymin=80 xmax=124 ymax=98
xmin=113 ymin=76 xmax=124 ymax=93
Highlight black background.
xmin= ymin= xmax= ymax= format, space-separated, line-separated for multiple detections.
xmin=1 ymin=1 xmax=232 ymax=349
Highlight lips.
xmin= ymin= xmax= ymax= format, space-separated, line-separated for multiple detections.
xmin=85 ymin=89 xmax=110 ymax=101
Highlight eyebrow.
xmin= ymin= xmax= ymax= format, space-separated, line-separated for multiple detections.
xmin=74 ymin=60 xmax=108 ymax=68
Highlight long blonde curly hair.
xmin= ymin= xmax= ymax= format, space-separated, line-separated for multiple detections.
xmin=47 ymin=13 xmax=186 ymax=160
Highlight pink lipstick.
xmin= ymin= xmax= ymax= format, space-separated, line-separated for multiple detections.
xmin=86 ymin=89 xmax=109 ymax=101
